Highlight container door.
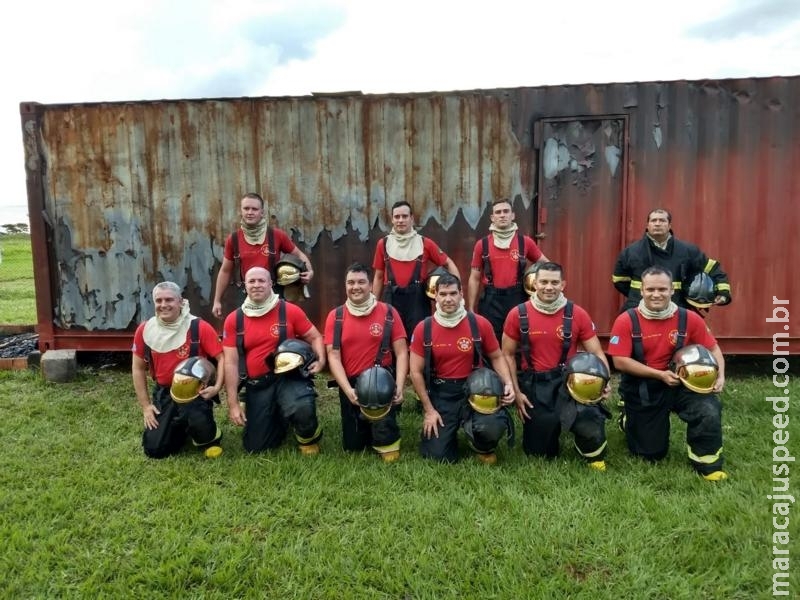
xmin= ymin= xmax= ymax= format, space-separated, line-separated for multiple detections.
xmin=535 ymin=116 xmax=628 ymax=337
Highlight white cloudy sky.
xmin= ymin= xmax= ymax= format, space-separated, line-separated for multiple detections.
xmin=1 ymin=0 xmax=799 ymax=220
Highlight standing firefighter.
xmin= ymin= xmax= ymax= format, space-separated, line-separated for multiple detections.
xmin=502 ymin=263 xmax=611 ymax=471
xmin=212 ymin=192 xmax=314 ymax=317
xmin=372 ymin=201 xmax=460 ymax=339
xmin=608 ymin=266 xmax=728 ymax=481
xmin=612 ymin=208 xmax=731 ymax=313
xmin=409 ymin=273 xmax=515 ymax=464
xmin=132 ymin=281 xmax=224 ymax=459
xmin=467 ymin=198 xmax=549 ymax=344
xmin=325 ymin=263 xmax=408 ymax=462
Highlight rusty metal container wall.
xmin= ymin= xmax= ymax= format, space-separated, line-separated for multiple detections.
xmin=21 ymin=94 xmax=532 ymax=350
xmin=21 ymin=76 xmax=799 ymax=354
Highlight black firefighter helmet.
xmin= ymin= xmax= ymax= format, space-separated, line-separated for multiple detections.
xmin=522 ymin=263 xmax=539 ymax=297
xmin=465 ymin=367 xmax=504 ymax=414
xmin=355 ymin=365 xmax=396 ymax=421
xmin=268 ymin=338 xmax=317 ymax=377
xmin=425 ymin=267 xmax=450 ymax=299
xmin=170 ymin=357 xmax=216 ymax=403
xmin=670 ymin=344 xmax=719 ymax=394
xmin=565 ymin=353 xmax=610 ymax=405
xmin=274 ymin=253 xmax=307 ymax=302
xmin=686 ymin=272 xmax=715 ymax=309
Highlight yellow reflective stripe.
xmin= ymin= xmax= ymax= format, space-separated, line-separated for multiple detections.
xmin=703 ymin=259 xmax=717 ymax=274
xmin=630 ymin=280 xmax=642 ymax=289
xmin=374 ymin=440 xmax=401 ymax=454
xmin=687 ymin=445 xmax=723 ymax=464
xmin=715 ymin=283 xmax=731 ymax=291
xmin=192 ymin=426 xmax=222 ymax=446
xmin=612 ymin=275 xmax=631 ymax=283
xmin=575 ymin=440 xmax=607 ymax=458
xmin=673 ymin=281 xmax=682 ymax=290
xmin=296 ymin=425 xmax=323 ymax=445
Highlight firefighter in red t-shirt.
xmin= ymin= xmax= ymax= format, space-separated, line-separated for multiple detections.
xmin=502 ymin=262 xmax=611 ymax=471
xmin=132 ymin=281 xmax=224 ymax=458
xmin=212 ymin=192 xmax=314 ymax=318
xmin=608 ymin=267 xmax=728 ymax=482
xmin=467 ymin=199 xmax=549 ymax=344
xmin=372 ymin=201 xmax=459 ymax=339
xmin=409 ymin=273 xmax=515 ymax=464
xmin=324 ymin=263 xmax=408 ymax=462
xmin=222 ymin=267 xmax=326 ymax=455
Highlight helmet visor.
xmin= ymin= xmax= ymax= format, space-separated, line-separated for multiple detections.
xmin=276 ymin=264 xmax=301 ymax=285
xmin=566 ymin=373 xmax=605 ymax=405
xmin=170 ymin=373 xmax=202 ymax=403
xmin=469 ymin=393 xmax=500 ymax=415
xmin=273 ymin=351 xmax=305 ymax=374
xmin=677 ymin=363 xmax=718 ymax=393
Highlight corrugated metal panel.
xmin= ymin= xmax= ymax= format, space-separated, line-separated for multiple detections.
xmin=21 ymin=76 xmax=799 ymax=353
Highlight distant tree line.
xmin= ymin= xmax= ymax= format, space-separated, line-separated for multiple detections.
xmin=1 ymin=223 xmax=30 ymax=234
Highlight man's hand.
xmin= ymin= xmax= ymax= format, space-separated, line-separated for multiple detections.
xmin=143 ymin=404 xmax=160 ymax=430
xmin=228 ymin=401 xmax=246 ymax=426
xmin=500 ymin=383 xmax=515 ymax=406
xmin=392 ymin=384 xmax=405 ymax=405
xmin=515 ymin=392 xmax=533 ymax=421
xmin=212 ymin=300 xmax=224 ymax=318
xmin=423 ymin=409 xmax=444 ymax=439
xmin=198 ymin=384 xmax=221 ymax=400
xmin=712 ymin=374 xmax=725 ymax=394
xmin=660 ymin=370 xmax=681 ymax=387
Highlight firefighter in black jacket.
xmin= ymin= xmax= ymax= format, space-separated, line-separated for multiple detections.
xmin=612 ymin=208 xmax=731 ymax=313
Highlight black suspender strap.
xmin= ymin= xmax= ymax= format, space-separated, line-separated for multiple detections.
xmin=466 ymin=312 xmax=483 ymax=369
xmin=231 ymin=231 xmax=242 ymax=289
xmin=626 ymin=308 xmax=645 ymax=364
xmin=481 ymin=236 xmax=493 ymax=287
xmin=332 ymin=305 xmax=345 ymax=351
xmin=374 ymin=307 xmax=395 ymax=365
xmin=515 ymin=233 xmax=525 ymax=282
xmin=423 ymin=316 xmax=433 ymax=391
xmin=236 ymin=308 xmax=247 ymax=380
xmin=383 ymin=239 xmax=396 ymax=287
xmin=675 ymin=308 xmax=687 ymax=351
xmin=517 ymin=302 xmax=531 ymax=371
xmin=559 ymin=301 xmax=574 ymax=367
xmin=276 ymin=300 xmax=287 ymax=344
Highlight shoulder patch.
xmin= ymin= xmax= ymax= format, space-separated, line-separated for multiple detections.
xmin=609 ymin=335 xmax=620 ymax=345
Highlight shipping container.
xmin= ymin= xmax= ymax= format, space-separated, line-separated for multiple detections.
xmin=20 ymin=76 xmax=799 ymax=355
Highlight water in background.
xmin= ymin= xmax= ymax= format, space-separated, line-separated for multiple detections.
xmin=0 ymin=205 xmax=29 ymax=233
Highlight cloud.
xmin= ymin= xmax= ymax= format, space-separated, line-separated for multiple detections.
xmin=686 ymin=0 xmax=800 ymax=40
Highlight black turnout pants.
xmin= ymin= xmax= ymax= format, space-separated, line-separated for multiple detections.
xmin=142 ymin=386 xmax=220 ymax=459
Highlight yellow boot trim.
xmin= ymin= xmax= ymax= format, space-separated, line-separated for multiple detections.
xmin=702 ymin=470 xmax=728 ymax=482
xmin=588 ymin=460 xmax=606 ymax=472
xmin=687 ymin=445 xmax=723 ymax=464
xmin=193 ymin=426 xmax=222 ymax=447
xmin=374 ymin=440 xmax=401 ymax=455
xmin=575 ymin=440 xmax=607 ymax=459
xmin=296 ymin=425 xmax=322 ymax=445
xmin=204 ymin=446 xmax=223 ymax=459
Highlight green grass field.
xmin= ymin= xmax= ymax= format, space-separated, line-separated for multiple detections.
xmin=0 ymin=233 xmax=35 ymax=324
xmin=1 ymin=361 xmax=797 ymax=599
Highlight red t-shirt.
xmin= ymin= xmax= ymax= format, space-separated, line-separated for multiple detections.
xmin=503 ymin=301 xmax=597 ymax=371
xmin=409 ymin=313 xmax=499 ymax=379
xmin=222 ymin=302 xmax=315 ymax=378
xmin=223 ymin=228 xmax=296 ymax=276
xmin=132 ymin=319 xmax=223 ymax=386
xmin=470 ymin=234 xmax=543 ymax=287
xmin=323 ymin=303 xmax=407 ymax=377
xmin=607 ymin=308 xmax=717 ymax=370
xmin=372 ymin=236 xmax=449 ymax=286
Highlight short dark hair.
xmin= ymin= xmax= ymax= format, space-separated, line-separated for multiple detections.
xmin=242 ymin=192 xmax=265 ymax=209
xmin=641 ymin=266 xmax=673 ymax=282
xmin=491 ymin=198 xmax=512 ymax=208
xmin=647 ymin=208 xmax=671 ymax=223
xmin=534 ymin=262 xmax=564 ymax=278
xmin=435 ymin=272 xmax=461 ymax=292
xmin=345 ymin=262 xmax=371 ymax=279
xmin=391 ymin=201 xmax=412 ymax=215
